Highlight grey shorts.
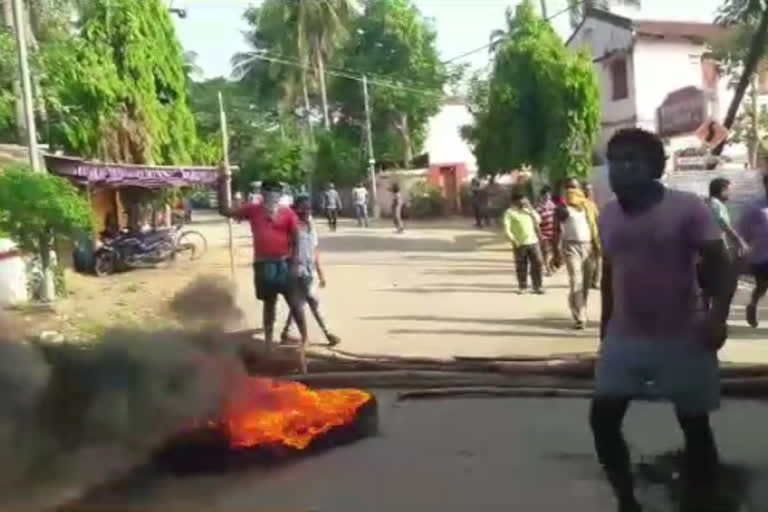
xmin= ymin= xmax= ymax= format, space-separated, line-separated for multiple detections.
xmin=594 ymin=333 xmax=720 ymax=415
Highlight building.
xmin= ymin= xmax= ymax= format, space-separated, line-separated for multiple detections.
xmin=567 ymin=7 xmax=760 ymax=164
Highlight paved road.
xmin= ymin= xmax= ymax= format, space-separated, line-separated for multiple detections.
xmin=80 ymin=395 xmax=768 ymax=512
xmin=196 ymin=213 xmax=768 ymax=363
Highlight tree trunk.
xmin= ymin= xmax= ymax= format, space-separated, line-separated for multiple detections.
xmin=714 ymin=5 xmax=768 ymax=156
xmin=2 ymin=0 xmax=27 ymax=144
xmin=395 ymin=112 xmax=413 ymax=166
xmin=39 ymin=233 xmax=55 ymax=302
xmin=751 ymin=75 xmax=760 ymax=168
xmin=23 ymin=0 xmax=47 ymax=126
xmin=315 ymin=49 xmax=330 ymax=129
xmin=301 ymin=69 xmax=313 ymax=138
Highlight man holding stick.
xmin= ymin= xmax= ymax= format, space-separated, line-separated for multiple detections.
xmin=218 ymin=178 xmax=308 ymax=351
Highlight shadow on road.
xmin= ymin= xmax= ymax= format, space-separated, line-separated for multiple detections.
xmin=318 ymin=234 xmax=497 ymax=253
xmin=387 ymin=327 xmax=595 ymax=340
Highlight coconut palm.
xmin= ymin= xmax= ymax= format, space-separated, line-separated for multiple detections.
xmin=234 ymin=0 xmax=358 ymax=129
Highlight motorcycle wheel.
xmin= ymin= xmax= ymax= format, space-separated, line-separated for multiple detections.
xmin=176 ymin=230 xmax=208 ymax=261
xmin=94 ymin=251 xmax=116 ymax=276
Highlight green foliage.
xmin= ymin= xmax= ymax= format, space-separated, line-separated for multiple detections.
xmin=0 ymin=26 xmax=18 ymax=142
xmin=463 ymin=1 xmax=600 ymax=183
xmin=407 ymin=181 xmax=443 ymax=218
xmin=313 ymin=128 xmax=365 ymax=187
xmin=0 ymin=166 xmax=93 ymax=258
xmin=239 ymin=131 xmax=307 ymax=189
xmin=41 ymin=0 xmax=199 ymax=164
xmin=333 ymin=0 xmax=446 ymax=164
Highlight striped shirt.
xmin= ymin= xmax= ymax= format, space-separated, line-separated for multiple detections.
xmin=536 ymin=199 xmax=557 ymax=241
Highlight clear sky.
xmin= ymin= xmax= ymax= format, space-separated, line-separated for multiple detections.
xmin=172 ymin=0 xmax=724 ymax=80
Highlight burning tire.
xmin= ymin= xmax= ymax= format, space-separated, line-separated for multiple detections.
xmin=151 ymin=383 xmax=378 ymax=474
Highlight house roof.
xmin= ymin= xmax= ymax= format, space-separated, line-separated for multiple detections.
xmin=633 ymin=20 xmax=728 ymax=43
xmin=568 ymin=7 xmax=729 ymax=46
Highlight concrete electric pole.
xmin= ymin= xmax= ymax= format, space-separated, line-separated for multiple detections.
xmin=11 ymin=0 xmax=40 ymax=172
xmin=362 ymin=75 xmax=379 ymax=218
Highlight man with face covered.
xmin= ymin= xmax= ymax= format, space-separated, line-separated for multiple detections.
xmin=219 ymin=179 xmax=308 ymax=350
xmin=591 ymin=129 xmax=733 ymax=512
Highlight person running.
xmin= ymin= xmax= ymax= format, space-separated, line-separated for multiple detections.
xmin=738 ymin=172 xmax=768 ymax=328
xmin=503 ymin=189 xmax=544 ymax=294
xmin=218 ymin=179 xmax=308 ymax=348
xmin=583 ymin=181 xmax=602 ymax=290
xmin=322 ymin=182 xmax=342 ymax=232
xmin=391 ymin=183 xmax=405 ymax=233
xmin=557 ymin=178 xmax=600 ymax=329
xmin=536 ymin=185 xmax=557 ymax=275
xmin=352 ymin=182 xmax=369 ymax=228
xmin=592 ymin=128 xmax=732 ymax=512
xmin=280 ymin=195 xmax=341 ymax=347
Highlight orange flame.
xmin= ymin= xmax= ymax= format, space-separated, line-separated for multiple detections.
xmin=217 ymin=378 xmax=372 ymax=450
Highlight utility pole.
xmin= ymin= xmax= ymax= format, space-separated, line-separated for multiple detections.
xmin=11 ymin=0 xmax=40 ymax=172
xmin=362 ymin=75 xmax=379 ymax=218
xmin=218 ymin=91 xmax=236 ymax=279
xmin=539 ymin=0 xmax=548 ymax=18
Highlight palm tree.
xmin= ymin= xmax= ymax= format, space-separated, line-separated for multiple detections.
xmin=234 ymin=0 xmax=357 ymax=130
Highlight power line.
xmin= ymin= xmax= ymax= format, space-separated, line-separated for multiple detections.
xmin=441 ymin=0 xmax=587 ymax=64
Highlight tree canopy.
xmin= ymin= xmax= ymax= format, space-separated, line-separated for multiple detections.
xmin=333 ymin=0 xmax=446 ymax=166
xmin=463 ymin=0 xmax=600 ymax=182
xmin=41 ymin=0 xmax=200 ymax=164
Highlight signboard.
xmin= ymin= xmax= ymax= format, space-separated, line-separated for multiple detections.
xmin=657 ymin=86 xmax=707 ymax=137
xmin=694 ymin=119 xmax=729 ymax=147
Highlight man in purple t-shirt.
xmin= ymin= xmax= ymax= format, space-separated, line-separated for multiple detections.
xmin=738 ymin=173 xmax=768 ymax=328
xmin=591 ymin=129 xmax=733 ymax=512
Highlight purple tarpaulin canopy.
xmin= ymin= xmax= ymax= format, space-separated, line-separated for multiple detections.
xmin=44 ymin=154 xmax=220 ymax=189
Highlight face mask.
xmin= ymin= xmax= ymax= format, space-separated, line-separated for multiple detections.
xmin=263 ymin=191 xmax=281 ymax=216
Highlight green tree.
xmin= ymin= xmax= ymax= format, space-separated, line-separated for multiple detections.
xmin=235 ymin=0 xmax=358 ymax=129
xmin=238 ymin=127 xmax=307 ymax=190
xmin=0 ymin=165 xmax=92 ymax=301
xmin=333 ymin=0 xmax=446 ymax=165
xmin=313 ymin=128 xmax=364 ymax=186
xmin=41 ymin=0 xmax=199 ymax=164
xmin=463 ymin=0 xmax=600 ymax=182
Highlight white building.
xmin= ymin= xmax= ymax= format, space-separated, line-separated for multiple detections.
xmin=567 ymin=7 xmax=758 ymax=164
xmin=424 ymin=99 xmax=477 ymax=172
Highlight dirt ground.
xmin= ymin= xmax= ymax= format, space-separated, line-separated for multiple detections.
xmin=15 ymin=211 xmax=768 ymax=363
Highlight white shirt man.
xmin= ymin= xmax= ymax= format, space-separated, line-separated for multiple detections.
xmin=352 ymin=185 xmax=369 ymax=227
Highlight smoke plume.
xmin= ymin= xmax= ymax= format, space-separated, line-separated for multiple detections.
xmin=0 ymin=276 xmax=249 ymax=511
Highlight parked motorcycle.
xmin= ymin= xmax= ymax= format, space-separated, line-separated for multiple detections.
xmin=93 ymin=225 xmax=207 ymax=276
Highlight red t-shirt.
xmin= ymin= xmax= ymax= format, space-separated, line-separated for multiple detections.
xmin=234 ymin=203 xmax=298 ymax=261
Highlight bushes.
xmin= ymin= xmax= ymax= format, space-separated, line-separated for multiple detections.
xmin=407 ymin=181 xmax=444 ymax=218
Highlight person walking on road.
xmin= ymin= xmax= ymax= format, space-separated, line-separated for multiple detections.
xmin=322 ymin=183 xmax=342 ymax=232
xmin=470 ymin=177 xmax=490 ymax=228
xmin=558 ymin=178 xmax=600 ymax=329
xmin=591 ymin=128 xmax=732 ymax=512
xmin=503 ymin=189 xmax=544 ymax=294
xmin=218 ymin=179 xmax=308 ymax=349
xmin=738 ymin=172 xmax=768 ymax=328
xmin=280 ymin=195 xmax=341 ymax=347
xmin=391 ymin=183 xmax=405 ymax=233
xmin=352 ymin=182 xmax=369 ymax=228
xmin=536 ymin=185 xmax=557 ymax=275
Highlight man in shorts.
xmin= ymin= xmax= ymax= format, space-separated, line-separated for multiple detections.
xmin=219 ymin=179 xmax=307 ymax=348
xmin=280 ymin=195 xmax=341 ymax=347
xmin=738 ymin=172 xmax=768 ymax=328
xmin=591 ymin=129 xmax=733 ymax=512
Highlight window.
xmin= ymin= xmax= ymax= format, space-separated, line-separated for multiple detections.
xmin=611 ymin=58 xmax=629 ymax=101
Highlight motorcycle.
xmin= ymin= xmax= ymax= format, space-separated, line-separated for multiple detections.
xmin=93 ymin=225 xmax=207 ymax=276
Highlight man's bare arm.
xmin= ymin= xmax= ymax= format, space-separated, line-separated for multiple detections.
xmin=217 ymin=177 xmax=238 ymax=218
xmin=600 ymin=256 xmax=613 ymax=342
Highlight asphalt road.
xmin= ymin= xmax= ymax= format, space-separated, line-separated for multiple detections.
xmin=80 ymin=394 xmax=768 ymax=512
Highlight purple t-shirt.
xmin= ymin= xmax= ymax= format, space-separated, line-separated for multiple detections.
xmin=738 ymin=199 xmax=768 ymax=265
xmin=600 ymin=188 xmax=720 ymax=341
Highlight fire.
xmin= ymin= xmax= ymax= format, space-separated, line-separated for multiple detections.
xmin=216 ymin=378 xmax=372 ymax=451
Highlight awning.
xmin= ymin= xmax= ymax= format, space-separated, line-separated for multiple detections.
xmin=44 ymin=154 xmax=220 ymax=189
